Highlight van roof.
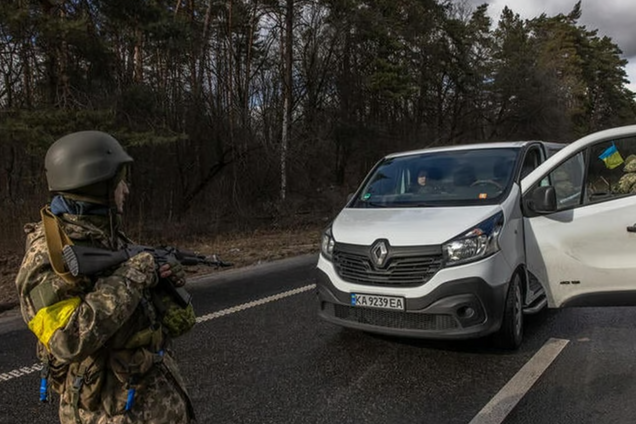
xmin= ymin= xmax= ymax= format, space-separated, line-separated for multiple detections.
xmin=385 ymin=140 xmax=567 ymax=159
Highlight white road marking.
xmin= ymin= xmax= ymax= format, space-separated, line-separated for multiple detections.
xmin=195 ymin=284 xmax=316 ymax=323
xmin=468 ymin=338 xmax=570 ymax=424
xmin=0 ymin=363 xmax=42 ymax=382
xmin=0 ymin=284 xmax=317 ymax=385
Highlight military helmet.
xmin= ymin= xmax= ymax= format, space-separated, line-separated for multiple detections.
xmin=45 ymin=131 xmax=133 ymax=192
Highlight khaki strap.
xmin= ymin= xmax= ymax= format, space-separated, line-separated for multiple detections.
xmin=40 ymin=206 xmax=77 ymax=284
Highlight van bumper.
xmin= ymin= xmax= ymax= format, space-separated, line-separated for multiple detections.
xmin=316 ymin=269 xmax=508 ymax=339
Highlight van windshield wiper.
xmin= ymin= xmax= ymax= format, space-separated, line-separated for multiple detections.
xmin=386 ymin=201 xmax=433 ymax=207
xmin=352 ymin=200 xmax=387 ymax=208
xmin=363 ymin=201 xmax=387 ymax=208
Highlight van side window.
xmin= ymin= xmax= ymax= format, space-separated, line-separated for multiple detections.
xmin=586 ymin=137 xmax=636 ymax=202
xmin=546 ymin=152 xmax=586 ymax=209
xmin=520 ymin=147 xmax=542 ymax=180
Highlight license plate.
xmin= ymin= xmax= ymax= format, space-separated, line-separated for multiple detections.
xmin=350 ymin=293 xmax=405 ymax=311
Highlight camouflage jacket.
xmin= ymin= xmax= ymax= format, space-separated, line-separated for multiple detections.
xmin=15 ymin=212 xmax=194 ymax=424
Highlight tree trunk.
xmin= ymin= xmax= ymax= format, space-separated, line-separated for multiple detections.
xmin=133 ymin=27 xmax=143 ymax=83
xmin=243 ymin=2 xmax=258 ymax=132
xmin=280 ymin=0 xmax=293 ymax=202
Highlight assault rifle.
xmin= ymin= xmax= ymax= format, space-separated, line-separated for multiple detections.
xmin=62 ymin=244 xmax=232 ymax=307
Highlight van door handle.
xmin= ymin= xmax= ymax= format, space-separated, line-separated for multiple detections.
xmin=627 ymin=224 xmax=636 ymax=233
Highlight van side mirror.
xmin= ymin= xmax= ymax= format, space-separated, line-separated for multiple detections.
xmin=527 ymin=186 xmax=557 ymax=214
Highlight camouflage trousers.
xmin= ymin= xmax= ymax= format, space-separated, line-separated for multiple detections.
xmin=57 ymin=355 xmax=194 ymax=424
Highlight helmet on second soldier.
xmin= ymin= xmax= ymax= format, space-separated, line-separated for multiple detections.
xmin=45 ymin=131 xmax=133 ymax=198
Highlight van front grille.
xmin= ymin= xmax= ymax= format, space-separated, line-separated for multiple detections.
xmin=332 ymin=243 xmax=443 ymax=287
xmin=331 ymin=304 xmax=458 ymax=330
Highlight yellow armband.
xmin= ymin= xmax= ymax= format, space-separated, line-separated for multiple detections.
xmin=28 ymin=297 xmax=81 ymax=348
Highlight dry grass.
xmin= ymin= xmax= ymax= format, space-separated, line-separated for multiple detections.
xmin=0 ymin=226 xmax=322 ymax=314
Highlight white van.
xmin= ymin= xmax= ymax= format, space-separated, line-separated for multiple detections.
xmin=316 ymin=125 xmax=636 ymax=349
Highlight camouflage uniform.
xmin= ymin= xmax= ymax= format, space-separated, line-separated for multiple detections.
xmin=16 ymin=212 xmax=194 ymax=424
xmin=16 ymin=130 xmax=195 ymax=424
xmin=617 ymin=156 xmax=636 ymax=194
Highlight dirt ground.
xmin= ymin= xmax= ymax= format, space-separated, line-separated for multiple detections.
xmin=0 ymin=226 xmax=321 ymax=315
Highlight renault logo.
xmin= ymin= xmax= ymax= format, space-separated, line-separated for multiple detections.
xmin=370 ymin=240 xmax=389 ymax=268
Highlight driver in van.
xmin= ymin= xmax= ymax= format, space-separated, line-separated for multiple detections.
xmin=413 ymin=167 xmax=444 ymax=194
xmin=416 ymin=168 xmax=428 ymax=189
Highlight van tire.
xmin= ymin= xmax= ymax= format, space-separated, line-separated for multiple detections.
xmin=493 ymin=273 xmax=523 ymax=350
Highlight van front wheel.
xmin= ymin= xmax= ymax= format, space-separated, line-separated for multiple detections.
xmin=493 ymin=273 xmax=523 ymax=350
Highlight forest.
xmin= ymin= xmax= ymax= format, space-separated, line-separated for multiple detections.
xmin=0 ymin=0 xmax=635 ymax=249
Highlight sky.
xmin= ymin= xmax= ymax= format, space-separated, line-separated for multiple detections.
xmin=463 ymin=0 xmax=636 ymax=93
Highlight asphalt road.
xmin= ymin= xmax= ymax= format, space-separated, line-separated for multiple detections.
xmin=1 ymin=254 xmax=636 ymax=424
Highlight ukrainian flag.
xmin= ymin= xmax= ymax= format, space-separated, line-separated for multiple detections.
xmin=599 ymin=144 xmax=624 ymax=169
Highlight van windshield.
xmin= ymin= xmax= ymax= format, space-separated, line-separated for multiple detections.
xmin=350 ymin=148 xmax=520 ymax=208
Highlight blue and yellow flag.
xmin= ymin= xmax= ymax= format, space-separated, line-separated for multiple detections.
xmin=599 ymin=144 xmax=624 ymax=169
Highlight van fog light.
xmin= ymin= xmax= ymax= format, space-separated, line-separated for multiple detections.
xmin=457 ymin=306 xmax=475 ymax=319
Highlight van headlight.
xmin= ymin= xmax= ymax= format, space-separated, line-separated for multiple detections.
xmin=321 ymin=227 xmax=335 ymax=260
xmin=442 ymin=212 xmax=504 ymax=266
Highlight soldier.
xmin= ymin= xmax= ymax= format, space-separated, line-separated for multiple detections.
xmin=15 ymin=131 xmax=196 ymax=423
xmin=617 ymin=154 xmax=636 ymax=194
